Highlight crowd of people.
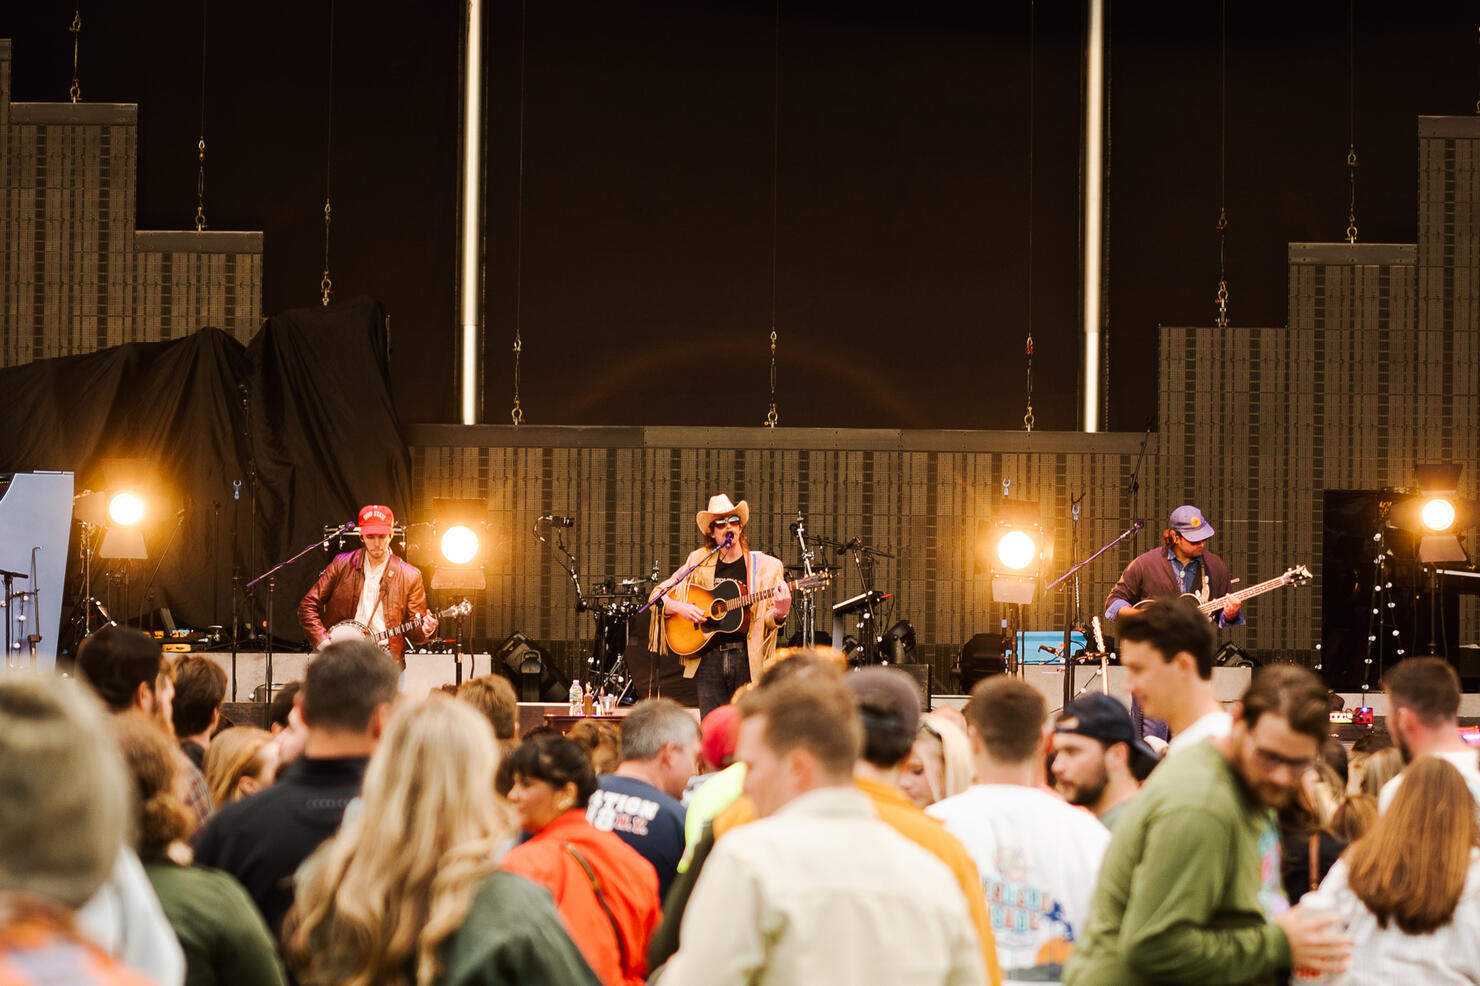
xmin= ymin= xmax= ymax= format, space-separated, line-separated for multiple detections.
xmin=3 ymin=596 xmax=1480 ymax=985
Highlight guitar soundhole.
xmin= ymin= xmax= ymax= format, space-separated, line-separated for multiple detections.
xmin=709 ymin=600 xmax=728 ymax=620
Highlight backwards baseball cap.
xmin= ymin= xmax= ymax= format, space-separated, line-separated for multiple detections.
xmin=1169 ymin=504 xmax=1215 ymax=543
xmin=357 ymin=504 xmax=395 ymax=535
xmin=1056 ymin=693 xmax=1159 ymax=763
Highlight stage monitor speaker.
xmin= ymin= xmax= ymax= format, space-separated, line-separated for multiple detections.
xmin=957 ymin=632 xmax=1009 ymax=693
xmin=494 ymin=632 xmax=568 ymax=702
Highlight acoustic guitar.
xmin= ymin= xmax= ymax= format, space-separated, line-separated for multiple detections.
xmin=321 ymin=599 xmax=473 ymax=651
xmin=663 ymin=572 xmax=832 ymax=657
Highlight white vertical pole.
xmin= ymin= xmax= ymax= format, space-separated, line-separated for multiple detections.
xmin=459 ymin=0 xmax=484 ymax=425
xmin=1081 ymin=0 xmax=1105 ymax=433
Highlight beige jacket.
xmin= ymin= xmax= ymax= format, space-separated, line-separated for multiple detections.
xmin=648 ymin=547 xmax=787 ymax=683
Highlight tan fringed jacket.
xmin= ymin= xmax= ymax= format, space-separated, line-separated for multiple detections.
xmin=647 ymin=547 xmax=787 ymax=683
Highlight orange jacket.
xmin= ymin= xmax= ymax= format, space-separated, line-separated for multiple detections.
xmin=501 ymin=809 xmax=662 ymax=986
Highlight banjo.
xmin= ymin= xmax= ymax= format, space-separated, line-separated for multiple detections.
xmin=321 ymin=599 xmax=472 ymax=650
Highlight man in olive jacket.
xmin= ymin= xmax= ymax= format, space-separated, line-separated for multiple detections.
xmin=1064 ymin=663 xmax=1351 ymax=986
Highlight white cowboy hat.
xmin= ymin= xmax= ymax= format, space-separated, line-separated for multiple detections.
xmin=696 ymin=494 xmax=749 ymax=537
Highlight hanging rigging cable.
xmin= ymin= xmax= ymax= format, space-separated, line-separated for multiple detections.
xmin=510 ymin=0 xmax=530 ymax=425
xmin=764 ymin=0 xmax=781 ymax=428
xmin=320 ymin=0 xmax=336 ymax=306
xmin=1344 ymin=0 xmax=1359 ymax=245
xmin=68 ymin=8 xmax=82 ymax=103
xmin=1023 ymin=0 xmax=1035 ymax=433
xmin=195 ymin=0 xmax=209 ymax=231
xmin=1214 ymin=0 xmax=1229 ymax=328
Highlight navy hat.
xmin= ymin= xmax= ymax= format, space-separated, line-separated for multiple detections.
xmin=1056 ymin=693 xmax=1159 ymax=763
xmin=1169 ymin=504 xmax=1215 ymax=543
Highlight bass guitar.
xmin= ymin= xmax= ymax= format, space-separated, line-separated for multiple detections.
xmin=321 ymin=599 xmax=473 ymax=651
xmin=1130 ymin=564 xmax=1312 ymax=617
xmin=663 ymin=572 xmax=832 ymax=657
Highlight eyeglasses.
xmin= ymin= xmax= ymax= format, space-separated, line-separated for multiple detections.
xmin=1252 ymin=746 xmax=1316 ymax=773
xmin=711 ymin=516 xmax=743 ymax=530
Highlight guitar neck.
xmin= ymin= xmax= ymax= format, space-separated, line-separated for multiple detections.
xmin=1197 ymin=575 xmax=1292 ymax=615
xmin=373 ymin=605 xmax=457 ymax=643
xmin=735 ymin=578 xmax=804 ymax=610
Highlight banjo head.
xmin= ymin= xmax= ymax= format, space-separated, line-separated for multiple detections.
xmin=324 ymin=621 xmax=371 ymax=645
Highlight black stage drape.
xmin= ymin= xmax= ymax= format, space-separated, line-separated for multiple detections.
xmin=0 ymin=296 xmax=410 ymax=654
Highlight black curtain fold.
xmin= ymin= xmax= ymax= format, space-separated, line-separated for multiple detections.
xmin=0 ymin=296 xmax=410 ymax=654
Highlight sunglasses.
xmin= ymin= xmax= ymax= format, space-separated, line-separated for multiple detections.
xmin=711 ymin=516 xmax=743 ymax=530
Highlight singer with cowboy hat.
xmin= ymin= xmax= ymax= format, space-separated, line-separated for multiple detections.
xmin=647 ymin=493 xmax=790 ymax=717
xmin=298 ymin=504 xmax=438 ymax=669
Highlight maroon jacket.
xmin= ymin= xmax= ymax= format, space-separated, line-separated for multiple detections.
xmin=297 ymin=548 xmax=431 ymax=666
xmin=1104 ymin=545 xmax=1235 ymax=619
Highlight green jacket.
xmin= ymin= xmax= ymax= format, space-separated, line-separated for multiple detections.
xmin=1064 ymin=739 xmax=1293 ymax=986
xmin=435 ymin=871 xmax=601 ymax=986
xmin=143 ymin=860 xmax=287 ymax=986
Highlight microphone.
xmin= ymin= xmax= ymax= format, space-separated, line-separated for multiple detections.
xmin=538 ymin=515 xmax=575 ymax=527
xmin=723 ymin=532 xmax=735 ymax=547
xmin=836 ymin=536 xmax=861 ymax=557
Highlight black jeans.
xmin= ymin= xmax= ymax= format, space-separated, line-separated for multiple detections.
xmin=694 ymin=639 xmax=750 ymax=718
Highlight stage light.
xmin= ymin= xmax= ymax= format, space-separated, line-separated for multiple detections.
xmin=979 ymin=499 xmax=1051 ymax=605
xmin=883 ymin=620 xmax=916 ymax=663
xmin=996 ymin=530 xmax=1038 ymax=570
xmin=107 ymin=492 xmax=145 ymax=527
xmin=441 ymin=525 xmax=480 ymax=564
xmin=1421 ymin=497 xmax=1457 ymax=533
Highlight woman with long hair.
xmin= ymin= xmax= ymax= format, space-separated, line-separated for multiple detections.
xmin=201 ymin=726 xmax=279 ymax=807
xmin=1279 ymin=760 xmax=1347 ymax=904
xmin=284 ymin=696 xmax=597 ymax=986
xmin=1316 ymin=756 xmax=1480 ymax=982
xmin=500 ymin=734 xmax=661 ymax=986
xmin=898 ymin=711 xmax=973 ymax=808
xmin=110 ymin=711 xmax=287 ymax=986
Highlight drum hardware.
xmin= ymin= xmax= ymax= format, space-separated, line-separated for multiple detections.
xmin=536 ymin=514 xmax=649 ymax=704
xmin=823 ymin=534 xmax=895 ymax=665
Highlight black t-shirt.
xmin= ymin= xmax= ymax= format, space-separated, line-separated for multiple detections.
xmin=711 ymin=556 xmax=749 ymax=645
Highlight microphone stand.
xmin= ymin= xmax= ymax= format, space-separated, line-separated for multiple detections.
xmin=246 ymin=522 xmax=354 ymax=709
xmin=790 ymin=511 xmax=817 ymax=645
xmin=636 ymin=533 xmax=734 ymax=618
xmin=1045 ymin=519 xmax=1144 ymax=709
xmin=135 ymin=508 xmax=187 ymax=628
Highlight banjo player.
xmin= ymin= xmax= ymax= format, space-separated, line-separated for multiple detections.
xmin=298 ymin=504 xmax=438 ymax=669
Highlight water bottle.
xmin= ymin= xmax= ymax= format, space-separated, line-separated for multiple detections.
xmin=568 ymin=679 xmax=583 ymax=716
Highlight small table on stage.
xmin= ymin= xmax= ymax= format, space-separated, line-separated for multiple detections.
xmin=543 ymin=713 xmax=627 ymax=734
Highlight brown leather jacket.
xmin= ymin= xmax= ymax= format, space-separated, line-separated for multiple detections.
xmin=297 ymin=548 xmax=431 ymax=666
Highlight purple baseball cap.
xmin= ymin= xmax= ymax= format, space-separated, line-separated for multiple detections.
xmin=1169 ymin=505 xmax=1215 ymax=543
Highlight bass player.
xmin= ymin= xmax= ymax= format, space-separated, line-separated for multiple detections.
xmin=297 ymin=504 xmax=438 ymax=669
xmin=1104 ymin=504 xmax=1244 ymax=629
xmin=647 ymin=493 xmax=790 ymax=717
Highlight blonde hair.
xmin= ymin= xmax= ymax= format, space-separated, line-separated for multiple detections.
xmin=284 ymin=695 xmax=506 ymax=986
xmin=921 ymin=711 xmax=973 ymax=801
xmin=202 ymin=726 xmax=275 ymax=807
xmin=1360 ymin=747 xmax=1405 ymax=798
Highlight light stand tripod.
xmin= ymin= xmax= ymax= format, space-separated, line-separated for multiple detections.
xmin=1045 ymin=520 xmax=1143 ymax=709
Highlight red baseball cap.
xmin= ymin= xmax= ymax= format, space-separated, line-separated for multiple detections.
xmin=358 ymin=504 xmax=394 ymax=535
xmin=700 ymin=704 xmax=741 ymax=770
